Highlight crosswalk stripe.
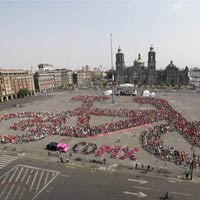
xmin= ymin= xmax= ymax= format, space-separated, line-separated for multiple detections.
xmin=1 ymin=155 xmax=17 ymax=159
xmin=0 ymin=157 xmax=17 ymax=161
xmin=0 ymin=160 xmax=15 ymax=164
xmin=0 ymin=164 xmax=60 ymax=200
xmin=0 ymin=155 xmax=18 ymax=170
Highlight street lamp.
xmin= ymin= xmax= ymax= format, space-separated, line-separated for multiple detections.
xmin=110 ymin=33 xmax=115 ymax=104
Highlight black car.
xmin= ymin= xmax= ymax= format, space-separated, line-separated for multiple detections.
xmin=46 ymin=142 xmax=58 ymax=151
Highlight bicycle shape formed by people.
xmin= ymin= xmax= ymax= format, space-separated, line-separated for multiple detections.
xmin=0 ymin=95 xmax=200 ymax=166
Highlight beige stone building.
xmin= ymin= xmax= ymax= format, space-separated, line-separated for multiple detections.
xmin=55 ymin=69 xmax=73 ymax=88
xmin=0 ymin=69 xmax=35 ymax=102
xmin=34 ymin=64 xmax=73 ymax=92
xmin=34 ymin=72 xmax=55 ymax=92
xmin=77 ymin=65 xmax=92 ymax=85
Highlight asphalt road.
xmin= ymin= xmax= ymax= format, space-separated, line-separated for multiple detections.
xmin=0 ymin=155 xmax=200 ymax=200
xmin=0 ymin=94 xmax=52 ymax=112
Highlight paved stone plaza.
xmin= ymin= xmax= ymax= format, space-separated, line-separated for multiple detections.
xmin=0 ymin=89 xmax=200 ymax=177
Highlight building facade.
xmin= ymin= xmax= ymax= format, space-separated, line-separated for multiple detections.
xmin=116 ymin=46 xmax=189 ymax=86
xmin=0 ymin=69 xmax=35 ymax=102
xmin=189 ymin=68 xmax=200 ymax=81
xmin=76 ymin=65 xmax=92 ymax=86
xmin=56 ymin=69 xmax=73 ymax=88
xmin=189 ymin=67 xmax=200 ymax=88
xmin=34 ymin=64 xmax=73 ymax=92
xmin=34 ymin=72 xmax=55 ymax=92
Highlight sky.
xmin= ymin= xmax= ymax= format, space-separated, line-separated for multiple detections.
xmin=0 ymin=0 xmax=200 ymax=70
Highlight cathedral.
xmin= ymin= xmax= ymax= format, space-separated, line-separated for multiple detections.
xmin=115 ymin=46 xmax=189 ymax=86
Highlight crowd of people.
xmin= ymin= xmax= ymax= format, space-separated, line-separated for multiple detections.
xmin=141 ymin=123 xmax=200 ymax=168
xmin=71 ymin=142 xmax=138 ymax=160
xmin=135 ymin=96 xmax=200 ymax=167
xmin=134 ymin=97 xmax=200 ymax=147
xmin=0 ymin=95 xmax=163 ymax=143
xmin=0 ymin=95 xmax=200 ymax=167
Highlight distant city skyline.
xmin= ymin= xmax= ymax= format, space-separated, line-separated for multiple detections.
xmin=0 ymin=0 xmax=200 ymax=70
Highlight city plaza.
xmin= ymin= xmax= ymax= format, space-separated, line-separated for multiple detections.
xmin=0 ymin=88 xmax=200 ymax=178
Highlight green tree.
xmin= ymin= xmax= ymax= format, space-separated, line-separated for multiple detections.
xmin=18 ymin=88 xmax=30 ymax=98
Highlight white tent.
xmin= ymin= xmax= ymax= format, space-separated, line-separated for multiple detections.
xmin=151 ymin=92 xmax=156 ymax=97
xmin=104 ymin=90 xmax=112 ymax=96
xmin=142 ymin=90 xmax=150 ymax=97
xmin=119 ymin=83 xmax=134 ymax=88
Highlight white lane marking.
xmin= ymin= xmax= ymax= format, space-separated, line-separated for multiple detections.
xmin=4 ymin=183 xmax=15 ymax=200
xmin=0 ymin=167 xmax=19 ymax=198
xmin=0 ymin=155 xmax=18 ymax=169
xmin=170 ymin=191 xmax=192 ymax=196
xmin=0 ymin=158 xmax=17 ymax=163
xmin=21 ymin=168 xmax=34 ymax=199
xmin=0 ymin=164 xmax=60 ymax=200
xmin=7 ymin=167 xmax=24 ymax=200
xmin=59 ymin=174 xmax=70 ymax=178
xmin=0 ymin=157 xmax=17 ymax=161
xmin=19 ymin=164 xmax=59 ymax=173
xmin=26 ymin=169 xmax=34 ymax=185
xmin=11 ymin=167 xmax=29 ymax=200
xmin=0 ymin=161 xmax=16 ymax=166
xmin=128 ymin=178 xmax=148 ymax=184
xmin=30 ymin=169 xmax=39 ymax=192
xmin=14 ymin=167 xmax=24 ymax=182
xmin=0 ymin=164 xmax=7 ymax=167
xmin=0 ymin=165 xmax=19 ymax=180
xmin=0 ymin=156 xmax=17 ymax=161
xmin=36 ymin=171 xmax=44 ymax=192
xmin=1 ymin=155 xmax=17 ymax=158
xmin=124 ymin=191 xmax=147 ymax=198
xmin=1 ymin=174 xmax=9 ymax=185
xmin=133 ymin=186 xmax=150 ymax=190
xmin=32 ymin=171 xmax=60 ymax=200
xmin=8 ymin=166 xmax=19 ymax=183
xmin=44 ymin=172 xmax=49 ymax=185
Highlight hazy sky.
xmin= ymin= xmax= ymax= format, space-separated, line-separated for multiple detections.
xmin=0 ymin=0 xmax=200 ymax=70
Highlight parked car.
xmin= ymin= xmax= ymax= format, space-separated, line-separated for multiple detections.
xmin=46 ymin=142 xmax=69 ymax=153
xmin=56 ymin=143 xmax=69 ymax=153
xmin=46 ymin=142 xmax=58 ymax=151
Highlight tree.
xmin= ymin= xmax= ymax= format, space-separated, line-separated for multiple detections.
xmin=18 ymin=88 xmax=30 ymax=98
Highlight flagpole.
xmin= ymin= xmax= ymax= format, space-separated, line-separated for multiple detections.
xmin=111 ymin=33 xmax=115 ymax=104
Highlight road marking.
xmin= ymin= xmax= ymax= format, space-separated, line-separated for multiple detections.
xmin=26 ymin=168 xmax=33 ymax=185
xmin=124 ymin=191 xmax=147 ymax=198
xmin=44 ymin=172 xmax=49 ymax=185
xmin=0 ymin=164 xmax=60 ymax=200
xmin=1 ymin=174 xmax=9 ymax=185
xmin=4 ymin=183 xmax=15 ymax=200
xmin=0 ymin=155 xmax=18 ymax=169
xmin=32 ymin=170 xmax=59 ymax=200
xmin=59 ymin=174 xmax=70 ymax=178
xmin=170 ymin=191 xmax=192 ymax=196
xmin=0 ymin=167 xmax=19 ymax=199
xmin=30 ymin=169 xmax=39 ymax=192
xmin=133 ymin=186 xmax=150 ymax=190
xmin=36 ymin=171 xmax=44 ymax=192
xmin=128 ymin=178 xmax=148 ymax=184
xmin=11 ymin=167 xmax=29 ymax=200
xmin=14 ymin=167 xmax=24 ymax=182
xmin=64 ymin=165 xmax=76 ymax=169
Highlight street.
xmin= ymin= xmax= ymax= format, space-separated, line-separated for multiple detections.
xmin=0 ymin=155 xmax=200 ymax=200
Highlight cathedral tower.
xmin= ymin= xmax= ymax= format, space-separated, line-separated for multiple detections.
xmin=116 ymin=47 xmax=125 ymax=71
xmin=147 ymin=45 xmax=156 ymax=84
xmin=116 ymin=47 xmax=125 ymax=84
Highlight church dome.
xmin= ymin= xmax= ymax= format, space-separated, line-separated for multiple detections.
xmin=137 ymin=53 xmax=143 ymax=63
